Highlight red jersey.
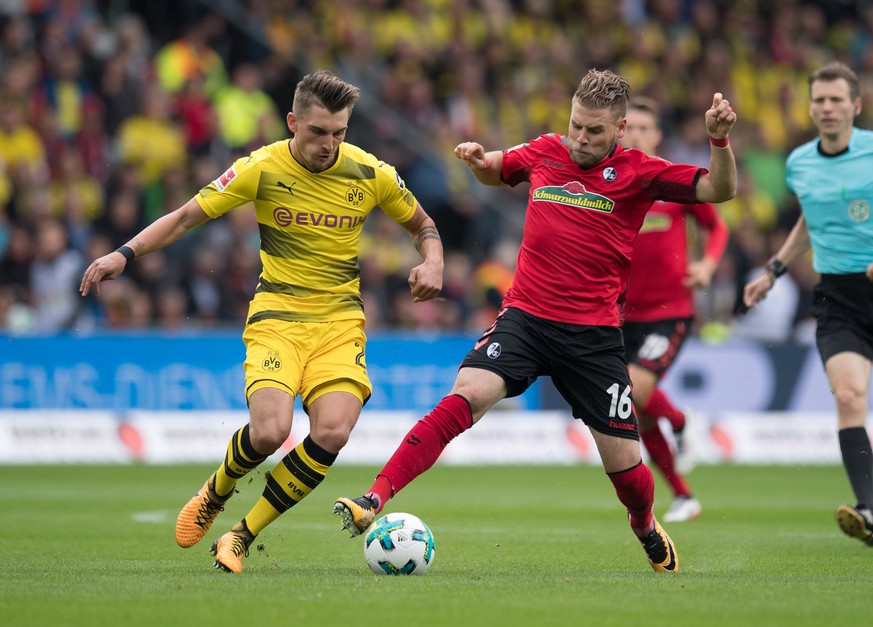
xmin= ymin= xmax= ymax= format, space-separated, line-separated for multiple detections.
xmin=624 ymin=200 xmax=728 ymax=322
xmin=500 ymin=133 xmax=702 ymax=326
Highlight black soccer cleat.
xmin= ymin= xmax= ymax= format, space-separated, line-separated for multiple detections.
xmin=639 ymin=520 xmax=679 ymax=573
xmin=333 ymin=495 xmax=377 ymax=537
xmin=835 ymin=504 xmax=873 ymax=546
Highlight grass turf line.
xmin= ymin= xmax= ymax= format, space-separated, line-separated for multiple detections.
xmin=0 ymin=464 xmax=867 ymax=627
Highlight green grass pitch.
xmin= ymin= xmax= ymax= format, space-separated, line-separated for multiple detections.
xmin=2 ymin=463 xmax=869 ymax=626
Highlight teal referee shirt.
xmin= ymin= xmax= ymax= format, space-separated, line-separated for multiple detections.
xmin=785 ymin=127 xmax=873 ymax=274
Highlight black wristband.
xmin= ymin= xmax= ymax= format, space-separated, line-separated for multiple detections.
xmin=765 ymin=257 xmax=787 ymax=278
xmin=115 ymin=245 xmax=135 ymax=263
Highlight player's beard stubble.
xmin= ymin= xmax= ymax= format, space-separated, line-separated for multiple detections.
xmin=568 ymin=137 xmax=616 ymax=170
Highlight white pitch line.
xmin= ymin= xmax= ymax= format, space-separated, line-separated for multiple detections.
xmin=131 ymin=511 xmax=172 ymax=523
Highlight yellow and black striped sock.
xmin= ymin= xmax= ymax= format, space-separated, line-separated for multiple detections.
xmin=243 ymin=435 xmax=337 ymax=536
xmin=214 ymin=425 xmax=268 ymax=499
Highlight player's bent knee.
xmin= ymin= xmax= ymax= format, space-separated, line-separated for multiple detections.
xmin=248 ymin=423 xmax=291 ymax=455
xmin=310 ymin=424 xmax=353 ymax=453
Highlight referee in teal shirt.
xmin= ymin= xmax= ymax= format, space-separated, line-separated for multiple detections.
xmin=744 ymin=61 xmax=873 ymax=547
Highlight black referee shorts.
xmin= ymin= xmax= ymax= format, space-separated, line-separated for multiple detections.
xmin=812 ymin=273 xmax=873 ymax=363
xmin=461 ymin=307 xmax=639 ymax=439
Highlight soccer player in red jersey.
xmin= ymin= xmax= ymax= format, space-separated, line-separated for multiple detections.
xmin=336 ymin=69 xmax=737 ymax=573
xmin=620 ymin=97 xmax=729 ymax=523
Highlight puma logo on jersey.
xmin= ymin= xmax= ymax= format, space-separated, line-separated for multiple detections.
xmin=276 ymin=181 xmax=296 ymax=195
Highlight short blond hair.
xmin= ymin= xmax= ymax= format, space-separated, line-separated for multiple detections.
xmin=573 ymin=69 xmax=631 ymax=121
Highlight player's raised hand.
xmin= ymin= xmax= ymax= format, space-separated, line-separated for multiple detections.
xmin=454 ymin=142 xmax=488 ymax=170
xmin=79 ymin=251 xmax=128 ymax=297
xmin=705 ymin=93 xmax=736 ymax=139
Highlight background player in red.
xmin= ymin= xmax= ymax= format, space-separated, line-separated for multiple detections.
xmin=620 ymin=97 xmax=729 ymax=523
xmin=336 ymin=69 xmax=737 ymax=573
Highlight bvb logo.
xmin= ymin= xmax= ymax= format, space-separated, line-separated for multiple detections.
xmin=263 ymin=350 xmax=282 ymax=372
xmin=848 ymin=199 xmax=870 ymax=223
xmin=346 ymin=185 xmax=365 ymax=207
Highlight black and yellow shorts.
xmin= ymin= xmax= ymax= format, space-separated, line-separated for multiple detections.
xmin=242 ymin=317 xmax=371 ymax=409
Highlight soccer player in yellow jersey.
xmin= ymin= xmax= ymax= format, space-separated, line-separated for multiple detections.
xmin=79 ymin=70 xmax=445 ymax=573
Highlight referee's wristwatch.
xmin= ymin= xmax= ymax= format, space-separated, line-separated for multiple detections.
xmin=765 ymin=257 xmax=787 ymax=279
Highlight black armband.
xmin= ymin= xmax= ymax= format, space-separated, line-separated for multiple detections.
xmin=115 ymin=245 xmax=135 ymax=263
xmin=765 ymin=257 xmax=787 ymax=278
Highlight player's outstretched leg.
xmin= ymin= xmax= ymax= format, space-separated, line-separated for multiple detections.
xmin=211 ymin=521 xmax=256 ymax=573
xmin=175 ymin=473 xmax=232 ymax=548
xmin=333 ymin=496 xmax=378 ymax=537
xmin=638 ymin=519 xmax=679 ymax=573
xmin=609 ymin=460 xmax=679 ymax=572
xmin=835 ymin=504 xmax=873 ymax=546
xmin=334 ymin=395 xmax=473 ymax=537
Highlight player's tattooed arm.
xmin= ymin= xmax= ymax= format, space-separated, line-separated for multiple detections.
xmin=402 ymin=207 xmax=443 ymax=302
xmin=414 ymin=226 xmax=441 ymax=255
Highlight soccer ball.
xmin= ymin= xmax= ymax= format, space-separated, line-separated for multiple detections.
xmin=363 ymin=512 xmax=436 ymax=575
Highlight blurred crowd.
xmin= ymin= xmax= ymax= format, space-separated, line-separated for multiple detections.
xmin=0 ymin=0 xmax=870 ymax=341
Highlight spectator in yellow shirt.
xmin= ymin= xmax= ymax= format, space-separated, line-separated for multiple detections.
xmin=116 ymin=86 xmax=187 ymax=185
xmin=213 ymin=63 xmax=284 ymax=154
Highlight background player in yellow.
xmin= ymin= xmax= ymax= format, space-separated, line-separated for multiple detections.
xmin=79 ymin=70 xmax=445 ymax=573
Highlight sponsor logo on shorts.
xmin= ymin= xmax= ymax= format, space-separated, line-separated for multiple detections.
xmin=609 ymin=420 xmax=636 ymax=431
xmin=486 ymin=342 xmax=502 ymax=359
xmin=263 ymin=350 xmax=282 ymax=372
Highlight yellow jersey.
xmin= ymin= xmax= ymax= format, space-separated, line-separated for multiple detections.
xmin=195 ymin=140 xmax=418 ymax=323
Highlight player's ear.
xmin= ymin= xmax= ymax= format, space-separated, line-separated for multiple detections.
xmin=287 ymin=112 xmax=297 ymax=134
xmin=854 ymin=98 xmax=862 ymax=117
xmin=616 ymin=116 xmax=627 ymax=138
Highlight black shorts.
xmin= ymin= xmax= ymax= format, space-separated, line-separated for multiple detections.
xmin=812 ymin=273 xmax=873 ymax=363
xmin=623 ymin=318 xmax=693 ymax=379
xmin=461 ymin=307 xmax=638 ymax=439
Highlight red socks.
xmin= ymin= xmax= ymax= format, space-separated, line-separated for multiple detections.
xmin=367 ymin=394 xmax=473 ymax=512
xmin=608 ymin=461 xmax=655 ymax=535
xmin=643 ymin=388 xmax=685 ymax=432
xmin=640 ymin=426 xmax=690 ymax=497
